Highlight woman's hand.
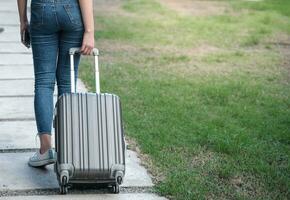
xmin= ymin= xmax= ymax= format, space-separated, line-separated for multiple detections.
xmin=78 ymin=0 xmax=95 ymax=55
xmin=17 ymin=0 xmax=29 ymax=48
xmin=80 ymin=30 xmax=94 ymax=55
xmin=20 ymin=20 xmax=30 ymax=48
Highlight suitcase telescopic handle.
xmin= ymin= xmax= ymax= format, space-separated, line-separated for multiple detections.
xmin=69 ymin=47 xmax=100 ymax=94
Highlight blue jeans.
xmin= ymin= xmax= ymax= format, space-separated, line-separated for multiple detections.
xmin=30 ymin=0 xmax=84 ymax=135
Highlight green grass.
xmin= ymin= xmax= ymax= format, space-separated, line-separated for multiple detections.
xmin=80 ymin=0 xmax=290 ymax=199
xmin=231 ymin=0 xmax=290 ymax=18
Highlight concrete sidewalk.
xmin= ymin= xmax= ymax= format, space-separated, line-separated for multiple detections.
xmin=0 ymin=1 xmax=166 ymax=199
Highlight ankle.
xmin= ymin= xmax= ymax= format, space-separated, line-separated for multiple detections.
xmin=39 ymin=133 xmax=52 ymax=154
xmin=40 ymin=145 xmax=51 ymax=154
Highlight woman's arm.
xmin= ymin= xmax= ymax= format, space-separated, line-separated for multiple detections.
xmin=17 ymin=0 xmax=29 ymax=47
xmin=17 ymin=0 xmax=28 ymax=24
xmin=78 ymin=0 xmax=95 ymax=55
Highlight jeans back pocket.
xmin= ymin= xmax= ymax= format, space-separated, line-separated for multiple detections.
xmin=30 ymin=3 xmax=45 ymax=27
xmin=64 ymin=4 xmax=83 ymax=26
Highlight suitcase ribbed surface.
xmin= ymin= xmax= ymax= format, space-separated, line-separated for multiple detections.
xmin=54 ymin=92 xmax=125 ymax=180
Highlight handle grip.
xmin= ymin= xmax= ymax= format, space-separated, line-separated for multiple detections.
xmin=69 ymin=47 xmax=99 ymax=56
xmin=69 ymin=47 xmax=100 ymax=94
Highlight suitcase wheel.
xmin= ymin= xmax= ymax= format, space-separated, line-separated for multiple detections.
xmin=60 ymin=184 xmax=68 ymax=194
xmin=60 ymin=175 xmax=68 ymax=194
xmin=117 ymin=176 xmax=123 ymax=185
xmin=111 ymin=184 xmax=120 ymax=194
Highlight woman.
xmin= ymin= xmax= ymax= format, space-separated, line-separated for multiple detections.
xmin=17 ymin=0 xmax=94 ymax=167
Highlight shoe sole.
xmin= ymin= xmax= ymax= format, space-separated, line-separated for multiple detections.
xmin=28 ymin=159 xmax=56 ymax=167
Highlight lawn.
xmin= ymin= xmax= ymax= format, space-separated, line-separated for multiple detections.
xmin=79 ymin=0 xmax=290 ymax=199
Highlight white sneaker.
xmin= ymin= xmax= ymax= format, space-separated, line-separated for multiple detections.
xmin=28 ymin=148 xmax=56 ymax=167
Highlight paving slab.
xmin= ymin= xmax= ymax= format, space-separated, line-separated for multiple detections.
xmin=0 ymin=1 xmax=18 ymax=6
xmin=0 ymin=12 xmax=20 ymax=25
xmin=0 ymin=43 xmax=32 ymax=54
xmin=0 ymin=97 xmax=33 ymax=119
xmin=0 ymin=54 xmax=33 ymax=65
xmin=0 ymin=79 xmax=87 ymax=96
xmin=0 ymin=152 xmax=58 ymax=190
xmin=0 ymin=1 xmax=20 ymax=12
xmin=0 ymin=26 xmax=22 ymax=42
xmin=0 ymin=121 xmax=55 ymax=149
xmin=0 ymin=150 xmax=153 ymax=190
xmin=0 ymin=194 xmax=167 ymax=200
xmin=75 ymin=79 xmax=88 ymax=93
xmin=0 ymin=97 xmax=52 ymax=120
xmin=122 ymin=150 xmax=154 ymax=187
xmin=0 ymin=80 xmax=36 ymax=96
xmin=0 ymin=80 xmax=87 ymax=119
xmin=0 ymin=4 xmax=18 ymax=13
xmin=0 ymin=65 xmax=34 ymax=79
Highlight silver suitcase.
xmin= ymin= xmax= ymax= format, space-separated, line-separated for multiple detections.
xmin=53 ymin=48 xmax=126 ymax=194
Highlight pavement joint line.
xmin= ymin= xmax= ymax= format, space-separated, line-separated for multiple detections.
xmin=0 ymin=148 xmax=39 ymax=153
xmin=0 ymin=24 xmax=19 ymax=27
xmin=0 ymin=11 xmax=18 ymax=13
xmin=0 ymin=41 xmax=21 ymax=44
xmin=0 ymin=118 xmax=35 ymax=122
xmin=0 ymin=52 xmax=32 ymax=54
xmin=0 ymin=64 xmax=33 ymax=67
xmin=0 ymin=78 xmax=34 ymax=81
xmin=0 ymin=186 xmax=155 ymax=197
xmin=0 ymin=95 xmax=34 ymax=98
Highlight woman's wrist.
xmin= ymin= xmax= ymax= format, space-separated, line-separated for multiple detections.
xmin=20 ymin=18 xmax=28 ymax=24
xmin=84 ymin=29 xmax=94 ymax=34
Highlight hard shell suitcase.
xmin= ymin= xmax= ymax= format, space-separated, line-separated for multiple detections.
xmin=53 ymin=48 xmax=126 ymax=194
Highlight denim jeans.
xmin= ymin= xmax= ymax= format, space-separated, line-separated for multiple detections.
xmin=30 ymin=0 xmax=84 ymax=135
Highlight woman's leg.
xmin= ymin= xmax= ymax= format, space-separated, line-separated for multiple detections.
xmin=28 ymin=0 xmax=60 ymax=167
xmin=39 ymin=134 xmax=52 ymax=154
xmin=31 ymin=30 xmax=58 ymax=154
xmin=56 ymin=31 xmax=84 ymax=96
xmin=29 ymin=30 xmax=59 ymax=167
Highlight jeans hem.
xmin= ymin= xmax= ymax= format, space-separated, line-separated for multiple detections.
xmin=37 ymin=132 xmax=52 ymax=136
